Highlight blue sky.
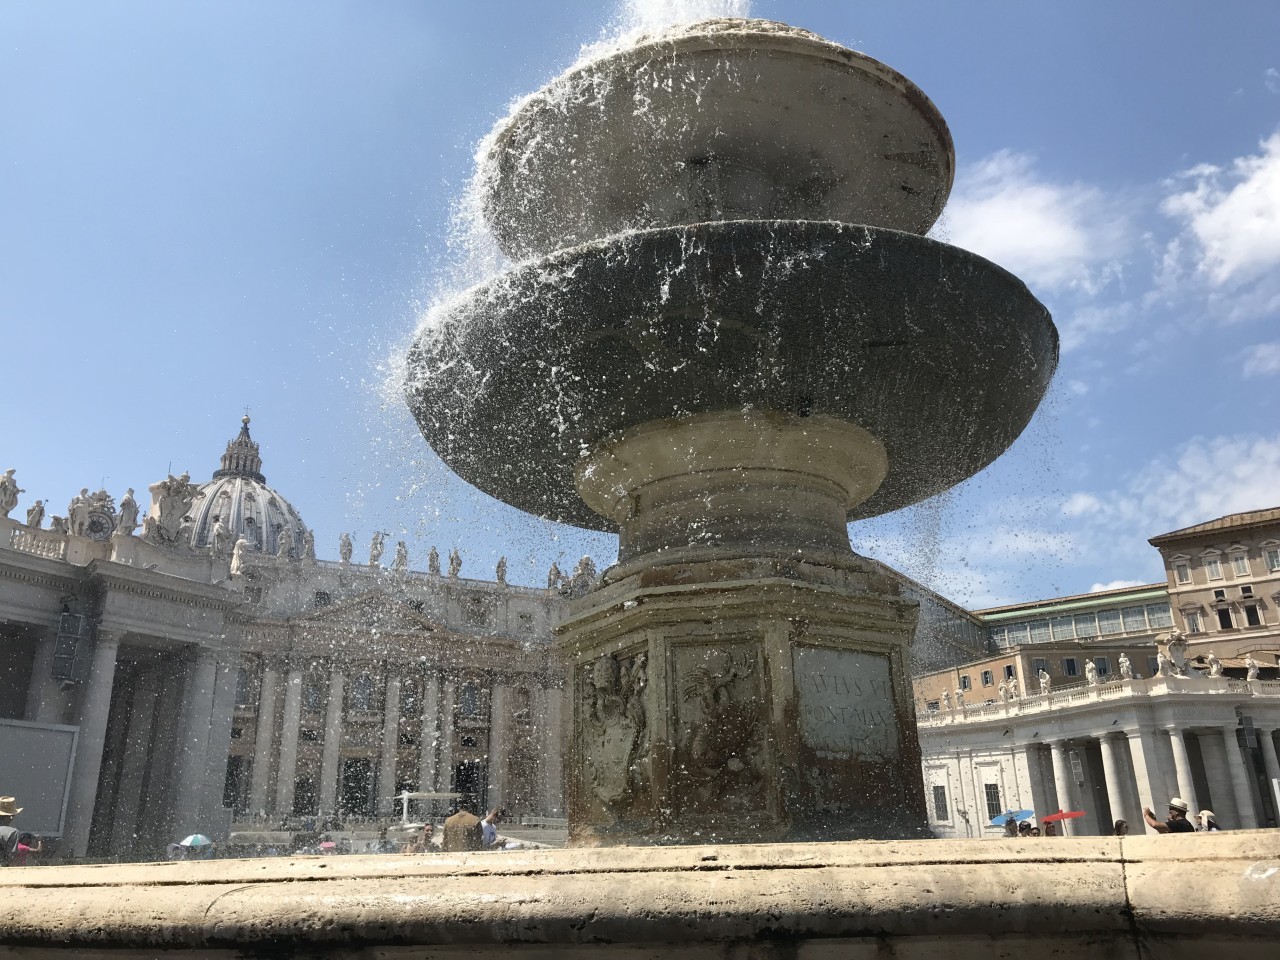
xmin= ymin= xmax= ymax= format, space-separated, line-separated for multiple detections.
xmin=2 ymin=1 xmax=1278 ymax=606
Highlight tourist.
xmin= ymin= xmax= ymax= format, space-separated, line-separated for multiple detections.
xmin=1043 ymin=822 xmax=1057 ymax=837
xmin=1017 ymin=820 xmax=1032 ymax=838
xmin=1196 ymin=810 xmax=1221 ymax=832
xmin=1112 ymin=820 xmax=1128 ymax=836
xmin=1030 ymin=827 xmax=1041 ymax=837
xmin=442 ymin=808 xmax=484 ymax=852
xmin=1003 ymin=819 xmax=1018 ymax=838
xmin=14 ymin=833 xmax=42 ymax=865
xmin=480 ymin=806 xmax=506 ymax=849
xmin=1143 ymin=797 xmax=1195 ymax=833
xmin=0 ymin=796 xmax=22 ymax=866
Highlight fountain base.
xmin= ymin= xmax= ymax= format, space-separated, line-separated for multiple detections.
xmin=556 ymin=550 xmax=927 ymax=845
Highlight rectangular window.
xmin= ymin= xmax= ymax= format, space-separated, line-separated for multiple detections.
xmin=1205 ymin=558 xmax=1223 ymax=580
xmin=1063 ymin=657 xmax=1079 ymax=677
xmin=926 ymin=700 xmax=940 ymax=713
xmin=517 ymin=612 xmax=534 ymax=634
xmin=1147 ymin=656 xmax=1160 ymax=676
xmin=1121 ymin=606 xmax=1147 ymax=632
xmin=1096 ymin=609 xmax=1123 ymax=635
xmin=1266 ymin=548 xmax=1280 ymax=572
xmin=1146 ymin=603 xmax=1173 ymax=629
xmin=1217 ymin=607 xmax=1234 ymax=630
xmin=1032 ymin=657 xmax=1049 ymax=675
xmin=981 ymin=670 xmax=994 ymax=686
xmin=1095 ymin=657 xmax=1110 ymax=677
xmin=1213 ymin=588 xmax=1227 ymax=601
xmin=1050 ymin=616 xmax=1075 ymax=641
xmin=1175 ymin=562 xmax=1191 ymax=584
xmin=989 ymin=625 xmax=1006 ymax=646
xmin=314 ymin=591 xmax=331 ymax=608
xmin=1073 ymin=613 xmax=1098 ymax=638
xmin=245 ymin=586 xmax=263 ymax=604
xmin=959 ymin=675 xmax=972 ymax=691
xmin=1231 ymin=555 xmax=1249 ymax=577
xmin=1029 ymin=620 xmax=1051 ymax=643
xmin=984 ymin=783 xmax=1002 ymax=821
xmin=1245 ymin=604 xmax=1262 ymax=627
xmin=1005 ymin=623 xmax=1029 ymax=645
xmin=1241 ymin=585 xmax=1254 ymax=598
xmin=932 ymin=785 xmax=948 ymax=821
xmin=1004 ymin=664 xmax=1016 ymax=680
xmin=1185 ymin=610 xmax=1203 ymax=634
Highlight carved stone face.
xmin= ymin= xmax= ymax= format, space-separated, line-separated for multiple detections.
xmin=591 ymin=655 xmax=618 ymax=691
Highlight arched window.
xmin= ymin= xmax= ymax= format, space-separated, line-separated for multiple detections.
xmin=349 ymin=673 xmax=376 ymax=713
xmin=459 ymin=681 xmax=480 ymax=718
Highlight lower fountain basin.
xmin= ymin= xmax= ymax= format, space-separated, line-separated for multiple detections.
xmin=406 ymin=220 xmax=1057 ymax=531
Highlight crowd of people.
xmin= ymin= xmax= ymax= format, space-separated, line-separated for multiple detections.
xmin=998 ymin=796 xmax=1227 ymax=837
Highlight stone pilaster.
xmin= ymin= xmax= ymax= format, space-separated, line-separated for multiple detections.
xmin=274 ymin=667 xmax=304 ymax=817
xmin=63 ymin=630 xmax=120 ymax=858
xmin=318 ymin=667 xmax=345 ymax=816
xmin=487 ymin=683 xmax=510 ymax=809
xmin=107 ymin=668 xmax=162 ymax=858
xmin=248 ymin=663 xmax=280 ymax=816
xmin=201 ymin=659 xmax=240 ymax=833
xmin=1260 ymin=728 xmax=1280 ymax=806
xmin=418 ymin=671 xmax=441 ymax=792
xmin=377 ymin=674 xmax=402 ymax=815
xmin=1124 ymin=727 xmax=1169 ymax=832
xmin=437 ymin=678 xmax=456 ymax=793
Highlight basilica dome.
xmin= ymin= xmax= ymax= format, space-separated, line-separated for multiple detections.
xmin=187 ymin=416 xmax=311 ymax=557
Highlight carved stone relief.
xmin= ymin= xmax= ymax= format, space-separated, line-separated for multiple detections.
xmin=673 ymin=643 xmax=765 ymax=815
xmin=579 ymin=651 xmax=648 ymax=824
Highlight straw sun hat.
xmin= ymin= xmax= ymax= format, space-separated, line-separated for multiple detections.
xmin=0 ymin=796 xmax=22 ymax=817
xmin=1168 ymin=797 xmax=1189 ymax=813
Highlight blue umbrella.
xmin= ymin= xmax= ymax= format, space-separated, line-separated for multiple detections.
xmin=990 ymin=809 xmax=1034 ymax=827
xmin=180 ymin=834 xmax=212 ymax=847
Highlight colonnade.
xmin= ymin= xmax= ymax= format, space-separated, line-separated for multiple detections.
xmin=241 ymin=660 xmax=564 ymax=821
xmin=1033 ymin=722 xmax=1276 ymax=834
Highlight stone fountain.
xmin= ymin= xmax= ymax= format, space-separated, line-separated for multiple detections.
xmin=406 ymin=19 xmax=1057 ymax=844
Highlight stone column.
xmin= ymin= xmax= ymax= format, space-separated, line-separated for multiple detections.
xmin=248 ymin=663 xmax=280 ymax=817
xmin=201 ymin=659 xmax=240 ymax=833
xmin=1165 ymin=725 xmax=1200 ymax=815
xmin=318 ymin=667 xmax=345 ymax=816
xmin=24 ymin=632 xmax=57 ymax=722
xmin=418 ymin=671 xmax=441 ymax=792
xmin=173 ymin=649 xmax=220 ymax=827
xmin=1125 ymin=727 xmax=1169 ymax=830
xmin=377 ymin=674 xmax=402 ymax=815
xmin=63 ymin=631 xmax=120 ymax=859
xmin=1048 ymin=740 xmax=1076 ymax=836
xmin=487 ymin=683 xmax=511 ymax=809
xmin=437 ymin=678 xmax=457 ymax=793
xmin=108 ymin=668 xmax=161 ymax=858
xmin=1097 ymin=735 xmax=1129 ymax=831
xmin=274 ymin=667 xmax=304 ymax=817
xmin=1221 ymin=723 xmax=1259 ymax=829
xmin=543 ymin=685 xmax=565 ymax=817
xmin=1260 ymin=728 xmax=1280 ymax=809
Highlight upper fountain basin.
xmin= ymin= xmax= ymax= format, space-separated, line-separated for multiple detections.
xmin=480 ymin=18 xmax=954 ymax=261
xmin=405 ymin=220 xmax=1057 ymax=532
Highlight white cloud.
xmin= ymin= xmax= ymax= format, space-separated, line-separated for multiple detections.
xmin=1243 ymin=342 xmax=1280 ymax=378
xmin=939 ymin=150 xmax=1129 ymax=295
xmin=1161 ymin=132 xmax=1280 ymax=287
xmin=1062 ymin=492 xmax=1102 ymax=517
xmin=1090 ymin=579 xmax=1145 ymax=592
xmin=1266 ymin=68 xmax=1280 ymax=95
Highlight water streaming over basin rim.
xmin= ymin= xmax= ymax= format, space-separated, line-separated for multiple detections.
xmin=404 ymin=219 xmax=1057 ymax=532
xmin=477 ymin=16 xmax=955 ymax=260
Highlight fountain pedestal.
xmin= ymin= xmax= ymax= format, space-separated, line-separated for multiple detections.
xmin=559 ymin=554 xmax=926 ymax=844
xmin=559 ymin=411 xmax=925 ymax=843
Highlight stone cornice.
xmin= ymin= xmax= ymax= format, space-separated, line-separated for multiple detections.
xmin=0 ymin=551 xmax=83 ymax=592
xmin=84 ymin=559 xmax=243 ymax=612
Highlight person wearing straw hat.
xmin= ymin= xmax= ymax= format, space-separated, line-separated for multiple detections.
xmin=1196 ymin=809 xmax=1222 ymax=832
xmin=0 ymin=796 xmax=23 ymax=865
xmin=1143 ymin=797 xmax=1195 ymax=833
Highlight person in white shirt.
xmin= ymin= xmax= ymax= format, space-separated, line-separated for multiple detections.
xmin=480 ymin=807 xmax=505 ymax=849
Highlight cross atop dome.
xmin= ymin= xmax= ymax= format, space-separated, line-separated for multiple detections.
xmin=213 ymin=413 xmax=266 ymax=483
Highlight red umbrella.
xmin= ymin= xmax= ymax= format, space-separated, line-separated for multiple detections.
xmin=1040 ymin=809 xmax=1086 ymax=823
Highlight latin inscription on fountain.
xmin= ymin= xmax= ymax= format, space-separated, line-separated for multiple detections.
xmin=793 ymin=646 xmax=897 ymax=759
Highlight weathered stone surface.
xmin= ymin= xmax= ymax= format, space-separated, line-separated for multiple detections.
xmin=0 ymin=835 xmax=1275 ymax=956
xmin=557 ymin=554 xmax=926 ymax=844
xmin=407 ymin=221 xmax=1056 ymax=532
xmin=481 ymin=18 xmax=954 ymax=259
